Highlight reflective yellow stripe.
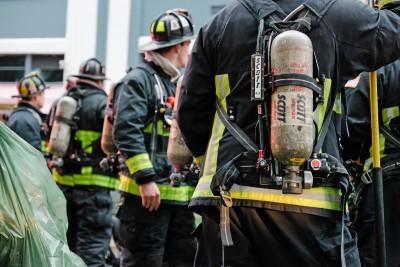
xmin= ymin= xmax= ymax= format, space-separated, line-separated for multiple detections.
xmin=81 ymin=166 xmax=92 ymax=174
xmin=125 ymin=153 xmax=153 ymax=175
xmin=382 ymin=106 xmax=399 ymax=128
xmin=192 ymin=175 xmax=341 ymax=211
xmin=202 ymin=74 xmax=230 ymax=179
xmin=74 ymin=130 xmax=101 ymax=153
xmin=333 ymin=92 xmax=342 ymax=115
xmin=315 ymin=78 xmax=332 ymax=132
xmin=364 ymin=106 xmax=399 ymax=171
xmin=52 ymin=169 xmax=119 ymax=189
xmin=194 ymin=154 xmax=205 ymax=169
xmin=364 ymin=134 xmax=386 ymax=171
xmin=119 ymin=175 xmax=195 ymax=202
xmin=192 ymin=74 xmax=234 ymax=200
xmin=41 ymin=140 xmax=49 ymax=153
xmin=143 ymin=120 xmax=170 ymax=137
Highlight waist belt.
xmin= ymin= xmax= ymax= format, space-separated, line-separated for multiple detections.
xmin=361 ymin=160 xmax=400 ymax=185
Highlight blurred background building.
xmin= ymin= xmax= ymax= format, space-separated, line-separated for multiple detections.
xmin=0 ymin=0 xmax=231 ymax=114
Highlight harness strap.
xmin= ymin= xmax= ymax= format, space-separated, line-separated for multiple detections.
xmin=216 ymin=101 xmax=258 ymax=153
xmin=135 ymin=64 xmax=169 ymax=162
xmin=272 ymin=73 xmax=322 ymax=95
xmin=269 ymin=15 xmax=311 ymax=33
xmin=220 ymin=190 xmax=234 ymax=247
xmin=54 ymin=115 xmax=76 ymax=128
xmin=313 ymin=92 xmax=335 ymax=153
xmin=149 ymin=73 xmax=167 ymax=161
xmin=380 ymin=125 xmax=400 ymax=148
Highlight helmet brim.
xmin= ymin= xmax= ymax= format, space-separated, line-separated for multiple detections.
xmin=68 ymin=74 xmax=109 ymax=81
xmin=138 ymin=35 xmax=196 ymax=53
xmin=11 ymin=85 xmax=50 ymax=98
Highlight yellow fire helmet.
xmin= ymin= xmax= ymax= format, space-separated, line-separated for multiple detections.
xmin=13 ymin=72 xmax=49 ymax=99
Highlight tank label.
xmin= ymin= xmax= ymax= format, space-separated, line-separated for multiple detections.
xmin=254 ymin=55 xmax=263 ymax=99
xmin=272 ymin=91 xmax=313 ymax=126
xmin=277 ymin=94 xmax=286 ymax=123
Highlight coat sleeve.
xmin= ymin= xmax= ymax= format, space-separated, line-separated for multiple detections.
xmin=113 ymin=78 xmax=156 ymax=185
xmin=327 ymin=0 xmax=400 ymax=81
xmin=178 ymin=27 xmax=217 ymax=163
xmin=342 ymin=69 xmax=386 ymax=160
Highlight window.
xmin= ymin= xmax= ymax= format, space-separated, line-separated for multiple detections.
xmin=0 ymin=55 xmax=25 ymax=82
xmin=32 ymin=55 xmax=64 ymax=82
xmin=0 ymin=54 xmax=64 ymax=82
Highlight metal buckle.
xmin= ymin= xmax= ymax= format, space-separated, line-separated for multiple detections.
xmin=361 ymin=171 xmax=373 ymax=185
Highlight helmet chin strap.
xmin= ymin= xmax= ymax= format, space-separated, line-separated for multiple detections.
xmin=146 ymin=51 xmax=181 ymax=82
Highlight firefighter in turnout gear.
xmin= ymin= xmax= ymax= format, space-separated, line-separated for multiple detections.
xmin=49 ymin=58 xmax=117 ymax=267
xmin=8 ymin=72 xmax=48 ymax=152
xmin=343 ymin=60 xmax=400 ymax=266
xmin=113 ymin=9 xmax=197 ymax=267
xmin=178 ymin=0 xmax=400 ymax=266
xmin=344 ymin=64 xmax=400 ymax=267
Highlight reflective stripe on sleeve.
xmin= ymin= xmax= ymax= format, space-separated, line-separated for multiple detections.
xmin=119 ymin=175 xmax=194 ymax=203
xmin=125 ymin=153 xmax=153 ymax=175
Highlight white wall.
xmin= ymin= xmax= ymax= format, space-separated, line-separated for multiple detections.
xmin=64 ymin=0 xmax=98 ymax=79
xmin=0 ymin=38 xmax=65 ymax=55
xmin=105 ymin=0 xmax=131 ymax=82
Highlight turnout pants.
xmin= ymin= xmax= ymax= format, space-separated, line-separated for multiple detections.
xmin=352 ymin=175 xmax=400 ymax=267
xmin=60 ymin=185 xmax=113 ymax=267
xmin=117 ymin=194 xmax=196 ymax=267
xmin=194 ymin=206 xmax=361 ymax=267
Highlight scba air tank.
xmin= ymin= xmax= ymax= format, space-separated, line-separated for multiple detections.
xmin=167 ymin=77 xmax=192 ymax=168
xmin=101 ymin=85 xmax=117 ymax=156
xmin=270 ymin=30 xmax=315 ymax=193
xmin=48 ymin=96 xmax=77 ymax=157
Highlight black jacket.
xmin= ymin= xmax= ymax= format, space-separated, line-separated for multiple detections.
xmin=343 ymin=59 xmax=400 ymax=169
xmin=53 ymin=83 xmax=109 ymax=176
xmin=178 ymin=0 xmax=400 ymax=213
xmin=113 ymin=62 xmax=175 ymax=185
xmin=7 ymin=102 xmax=44 ymax=151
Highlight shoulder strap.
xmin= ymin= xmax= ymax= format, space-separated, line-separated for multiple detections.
xmin=313 ymin=91 xmax=335 ymax=153
xmin=136 ymin=63 xmax=168 ymax=160
xmin=216 ymin=101 xmax=258 ymax=153
xmin=136 ymin=63 xmax=167 ymax=105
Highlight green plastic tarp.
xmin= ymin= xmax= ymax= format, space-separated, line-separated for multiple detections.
xmin=0 ymin=122 xmax=86 ymax=267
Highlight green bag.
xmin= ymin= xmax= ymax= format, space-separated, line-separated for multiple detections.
xmin=0 ymin=122 xmax=86 ymax=267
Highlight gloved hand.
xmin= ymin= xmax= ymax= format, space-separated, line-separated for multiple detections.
xmin=139 ymin=181 xmax=160 ymax=212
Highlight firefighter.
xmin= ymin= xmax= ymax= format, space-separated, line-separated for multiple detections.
xmin=178 ymin=0 xmax=400 ymax=266
xmin=48 ymin=58 xmax=118 ymax=267
xmin=343 ymin=61 xmax=400 ymax=266
xmin=113 ymin=10 xmax=196 ymax=267
xmin=8 ymin=72 xmax=47 ymax=152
